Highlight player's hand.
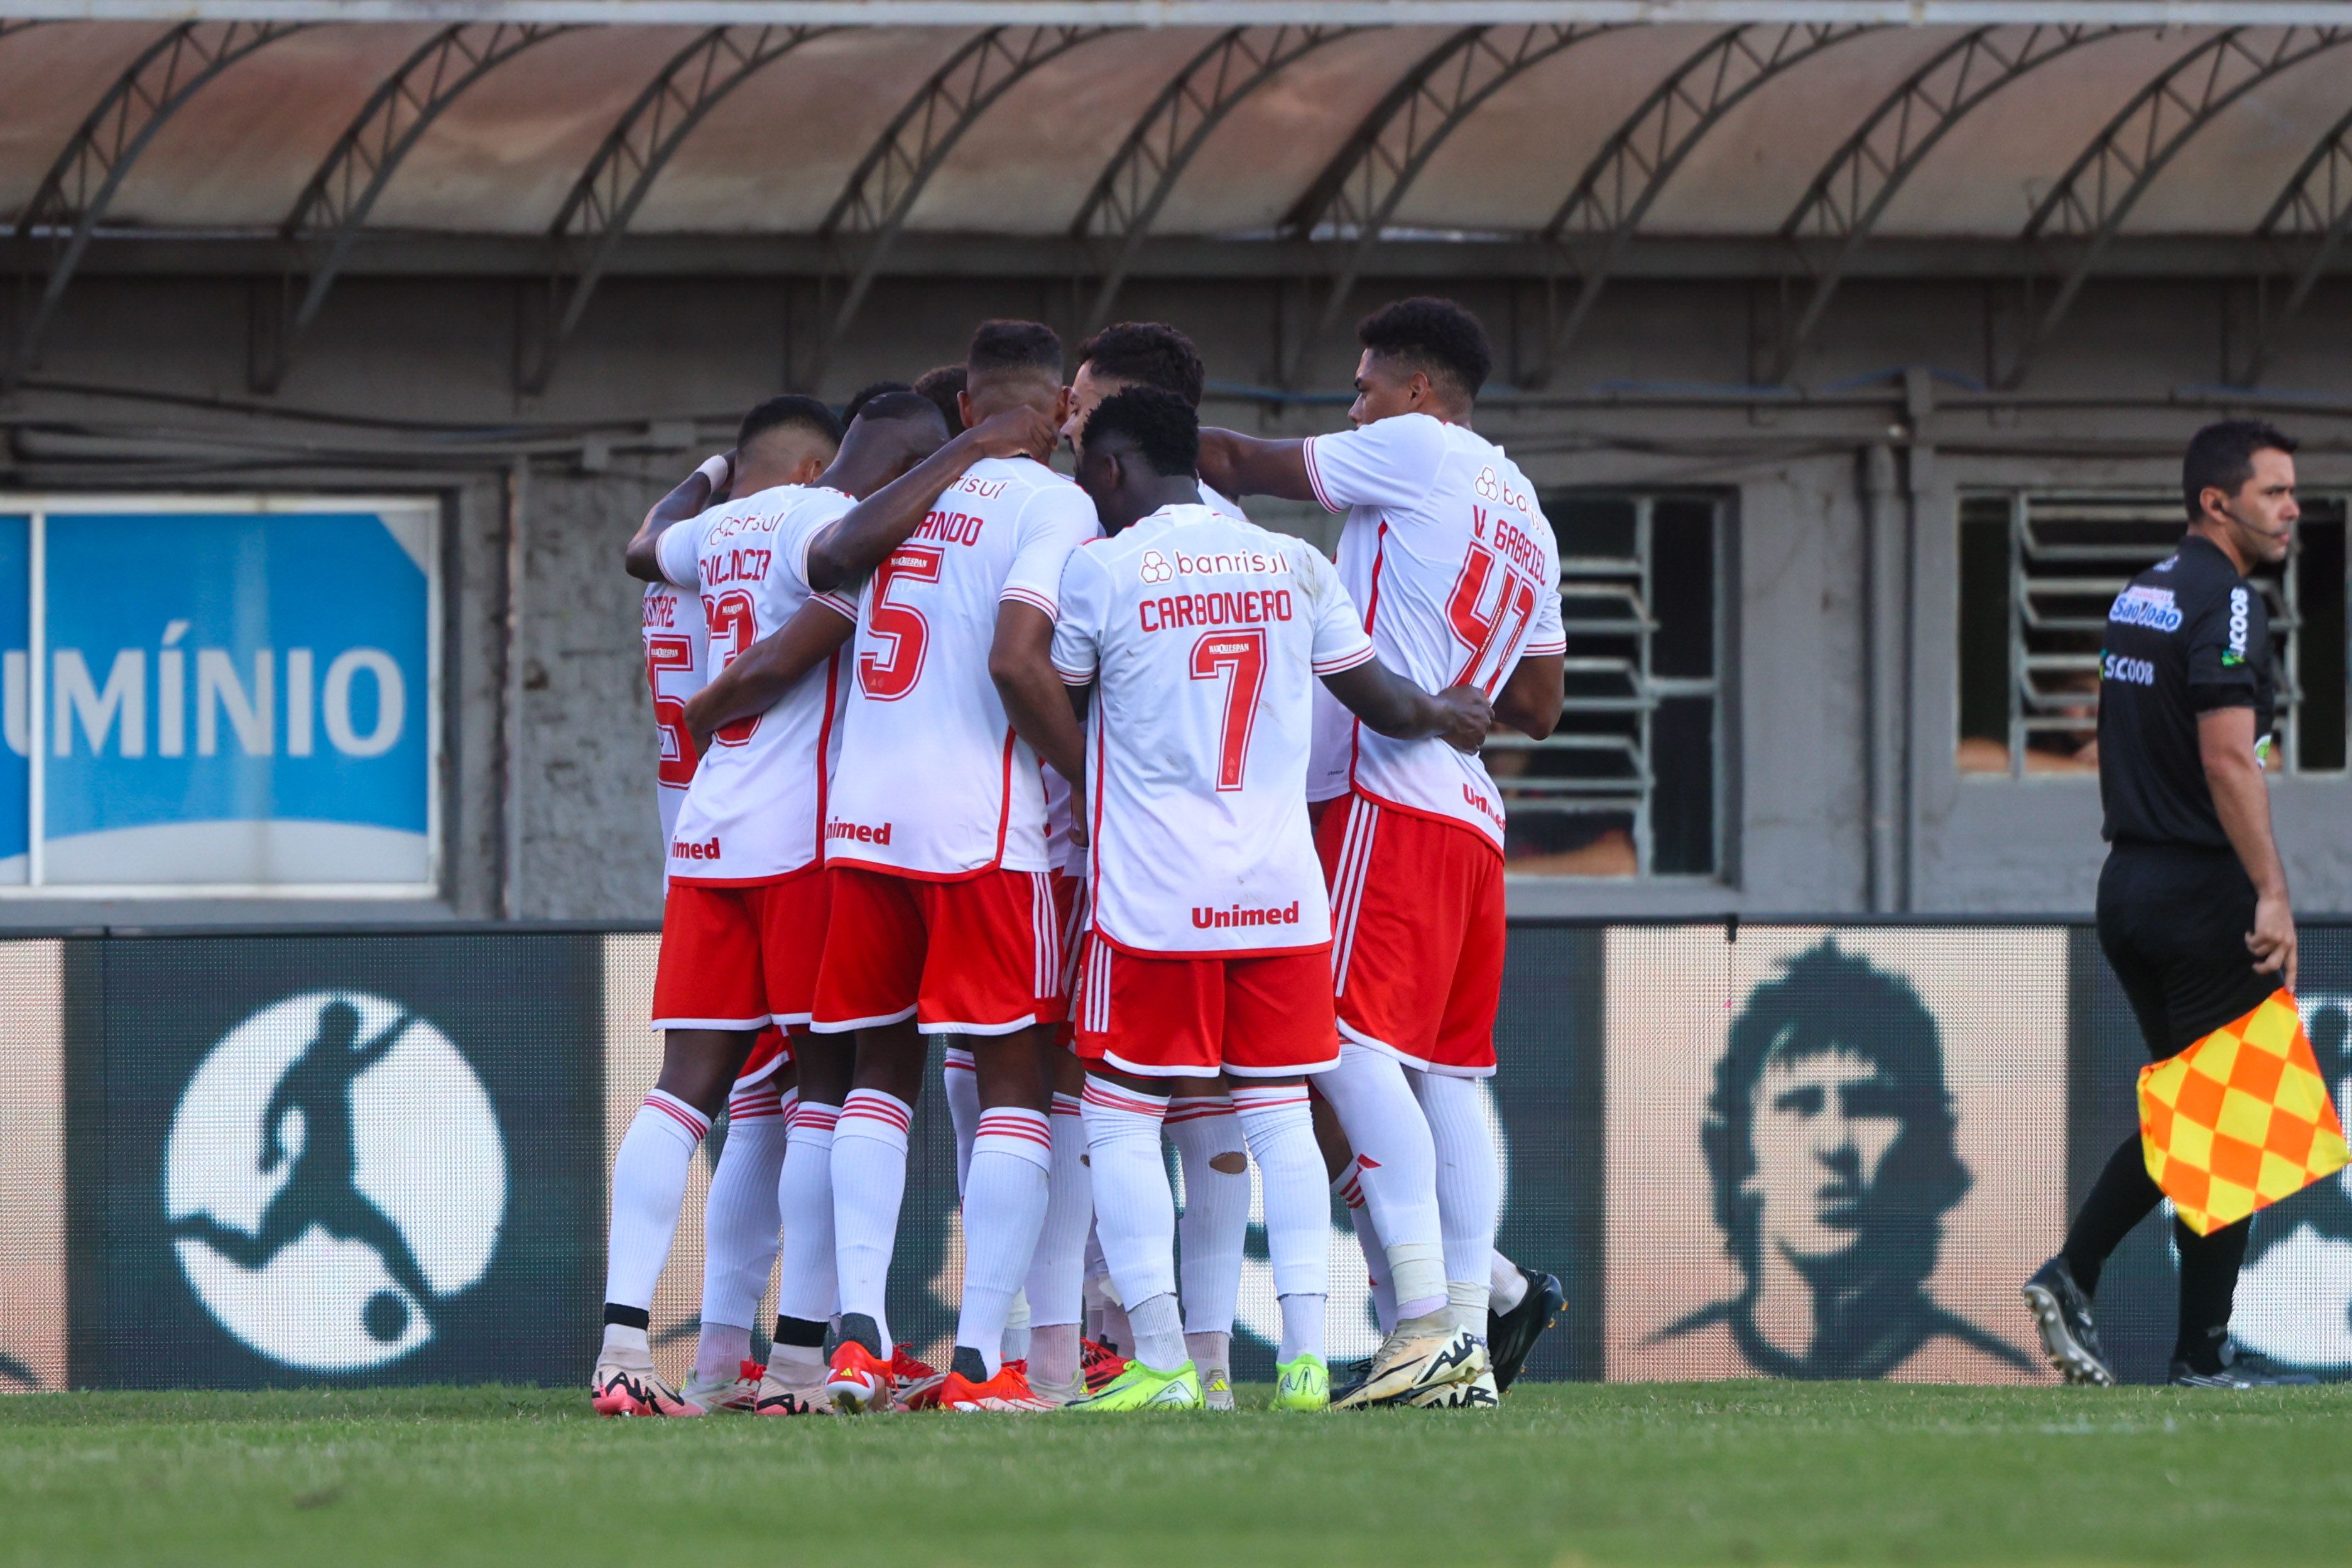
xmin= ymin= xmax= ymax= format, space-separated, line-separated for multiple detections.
xmin=697 ymin=449 xmax=738 ymax=503
xmin=965 ymin=406 xmax=1058 ymax=465
xmin=1433 ymin=683 xmax=1493 ymax=754
xmin=1066 ymin=783 xmax=1089 ymax=850
xmin=2248 ymin=890 xmax=2297 ymax=993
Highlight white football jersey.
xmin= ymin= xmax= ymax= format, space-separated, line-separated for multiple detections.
xmin=1052 ymin=503 xmax=1375 ymax=956
xmin=656 ymin=486 xmax=858 ymax=885
xmin=1301 ymin=414 xmax=1565 ymax=851
xmin=641 ymin=582 xmax=709 ymax=845
xmin=826 ymin=457 xmax=1099 ymax=878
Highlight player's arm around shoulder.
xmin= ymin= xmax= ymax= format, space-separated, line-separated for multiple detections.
xmin=1300 ymin=543 xmax=1491 ymax=751
xmin=992 ymin=543 xmax=1100 ymax=789
xmin=625 ymin=450 xmax=733 ymax=582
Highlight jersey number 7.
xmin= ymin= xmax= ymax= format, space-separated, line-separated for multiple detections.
xmin=861 ymin=545 xmax=944 ymax=700
xmin=1190 ymin=628 xmax=1266 ymax=792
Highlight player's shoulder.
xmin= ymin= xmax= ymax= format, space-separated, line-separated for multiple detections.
xmin=964 ymin=454 xmax=1076 ymax=498
xmin=2164 ymin=536 xmax=2253 ymax=609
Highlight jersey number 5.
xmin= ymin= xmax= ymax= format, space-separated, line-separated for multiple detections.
xmin=1189 ymin=628 xmax=1266 ymax=792
xmin=860 ymin=546 xmax=944 ymax=701
xmin=645 ymin=634 xmax=699 ymax=785
xmin=1446 ymin=543 xmax=1537 ymax=694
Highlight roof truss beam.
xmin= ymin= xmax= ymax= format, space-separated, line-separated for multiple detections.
xmin=1069 ymin=22 xmax=1354 ymax=335
xmin=254 ymin=21 xmax=573 ymax=393
xmin=2231 ymin=104 xmax=2352 ymax=385
xmin=1765 ymin=22 xmax=2129 ymax=384
xmin=518 ymin=21 xmax=836 ymax=394
xmin=1275 ymin=21 xmax=1623 ymax=385
xmin=805 ymin=22 xmax=1117 ymax=383
xmin=6 ymin=19 xmax=308 ymax=386
xmin=2004 ymin=23 xmax=2352 ymax=387
xmin=1532 ymin=20 xmax=1874 ymax=376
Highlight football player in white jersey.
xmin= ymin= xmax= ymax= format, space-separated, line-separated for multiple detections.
xmin=592 ymin=396 xmax=846 ymax=1417
xmin=1057 ymin=322 xmax=1250 ymax=1406
xmin=766 ymin=323 xmax=1085 ymax=1415
xmin=993 ymin=385 xmax=1489 ymax=1411
xmin=1197 ymin=297 xmax=1569 ymax=1407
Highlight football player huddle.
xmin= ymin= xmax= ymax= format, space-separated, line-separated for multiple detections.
xmin=601 ymin=298 xmax=1569 ymax=1416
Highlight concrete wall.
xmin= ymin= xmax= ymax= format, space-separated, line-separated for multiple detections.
xmin=4 ymin=267 xmax=2348 ymax=922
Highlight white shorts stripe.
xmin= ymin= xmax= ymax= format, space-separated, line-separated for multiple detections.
xmin=1330 ymin=800 xmax=1379 ymax=997
xmin=1031 ymin=871 xmax=1055 ymax=998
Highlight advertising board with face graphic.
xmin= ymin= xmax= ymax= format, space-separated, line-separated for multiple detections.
xmin=1606 ymin=928 xmax=2066 ymax=1382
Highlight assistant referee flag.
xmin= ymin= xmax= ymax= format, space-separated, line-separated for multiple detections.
xmin=2138 ymin=990 xmax=2351 ymax=1236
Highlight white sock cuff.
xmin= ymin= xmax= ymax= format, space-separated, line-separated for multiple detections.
xmin=974 ymin=1106 xmax=1054 ymax=1172
xmin=1228 ymin=1084 xmax=1311 ymax=1149
xmin=1164 ymin=1094 xmax=1233 ymax=1124
xmin=727 ymin=1082 xmax=787 ymax=1121
xmin=1082 ymin=1076 xmax=1168 ymax=1124
xmin=788 ymin=1099 xmax=839 ymax=1138
xmin=640 ymin=1089 xmax=710 ymax=1143
xmin=837 ymin=1088 xmax=913 ymax=1150
xmin=1331 ymin=1164 xmax=1366 ymax=1207
xmin=1050 ymin=1091 xmax=1083 ymax=1118
xmin=944 ymin=1046 xmax=977 ymax=1073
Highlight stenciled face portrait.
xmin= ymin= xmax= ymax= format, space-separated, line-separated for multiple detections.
xmin=1606 ymin=928 xmax=2065 ymax=1384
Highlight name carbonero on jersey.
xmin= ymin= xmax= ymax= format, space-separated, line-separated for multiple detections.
xmin=1192 ymin=900 xmax=1304 ymax=930
xmin=1138 ymin=587 xmax=1297 ymax=633
xmin=2107 ymin=584 xmax=2184 ymax=633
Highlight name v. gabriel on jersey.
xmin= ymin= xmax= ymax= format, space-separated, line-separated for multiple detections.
xmin=1471 ymin=503 xmax=1547 ymax=579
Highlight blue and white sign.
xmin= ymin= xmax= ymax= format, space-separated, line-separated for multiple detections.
xmin=0 ymin=499 xmax=438 ymax=891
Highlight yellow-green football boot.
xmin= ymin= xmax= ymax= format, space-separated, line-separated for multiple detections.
xmin=1272 ymin=1353 xmax=1330 ymax=1412
xmin=1062 ymin=1358 xmax=1203 ymax=1412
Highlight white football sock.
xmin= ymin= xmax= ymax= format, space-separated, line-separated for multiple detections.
xmin=942 ymin=1045 xmax=979 ymax=1196
xmin=1491 ymin=1250 xmax=1529 ymax=1313
xmin=831 ymin=1087 xmax=913 ymax=1357
xmin=1278 ymin=1293 xmax=1327 ymax=1366
xmin=956 ymin=1106 xmax=1052 ymax=1378
xmin=1125 ymin=1291 xmax=1188 ymax=1375
xmin=1184 ymin=1330 xmax=1231 ymax=1385
xmin=602 ymin=1089 xmax=709 ymax=1317
xmin=1002 ymin=1292 xmax=1032 ymax=1364
xmin=1025 ymin=1092 xmax=1091 ymax=1329
xmin=1031 ymin=1322 xmax=1082 ymax=1393
xmin=773 ymin=1099 xmax=837 ymax=1327
xmin=1081 ymin=1077 xmax=1177 ymax=1351
xmin=1317 ymin=1044 xmax=1447 ymax=1319
xmin=1166 ymin=1094 xmax=1248 ymax=1336
xmin=602 ymin=1322 xmax=651 ymax=1364
xmin=1101 ymin=1297 xmax=1133 ymax=1355
xmin=1334 ymin=1163 xmax=1398 ymax=1336
xmin=698 ymin=1083 xmax=788 ymax=1351
xmin=1230 ymin=1085 xmax=1329 ymax=1347
xmin=1410 ymin=1070 xmax=1500 ymax=1336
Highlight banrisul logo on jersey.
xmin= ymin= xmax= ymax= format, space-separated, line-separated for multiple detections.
xmin=0 ymin=501 xmax=437 ymax=890
xmin=67 ymin=934 xmax=604 ymax=1388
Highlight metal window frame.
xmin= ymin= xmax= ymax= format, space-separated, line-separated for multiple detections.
xmin=0 ymin=493 xmax=444 ymax=898
xmin=1510 ymin=488 xmax=1728 ymax=879
xmin=1961 ymin=488 xmax=2344 ymax=781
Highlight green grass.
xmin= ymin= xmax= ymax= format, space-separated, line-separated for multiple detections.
xmin=4 ymin=1382 xmax=2350 ymax=1566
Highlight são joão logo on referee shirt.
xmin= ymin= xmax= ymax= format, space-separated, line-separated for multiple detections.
xmin=162 ymin=991 xmax=506 ymax=1374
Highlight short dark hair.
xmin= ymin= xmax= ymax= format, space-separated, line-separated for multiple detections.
xmin=738 ymin=394 xmax=844 ymax=452
xmin=2184 ymin=420 xmax=2298 ymax=521
xmin=840 ymin=380 xmax=911 ymax=427
xmin=913 ymin=364 xmax=967 ymax=434
xmin=1356 ymin=296 xmax=1493 ymax=401
xmin=1082 ymin=385 xmax=1198 ymax=477
xmin=1701 ymin=940 xmax=1969 ymax=1278
xmin=967 ymin=319 xmax=1062 ymax=380
xmin=1075 ymin=322 xmax=1206 ymax=408
xmin=849 ymin=389 xmax=949 ymax=434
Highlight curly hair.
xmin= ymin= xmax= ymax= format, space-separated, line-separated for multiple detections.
xmin=1356 ymin=295 xmax=1493 ymax=400
xmin=1081 ymin=384 xmax=1199 ymax=478
xmin=1075 ymin=322 xmax=1207 ymax=408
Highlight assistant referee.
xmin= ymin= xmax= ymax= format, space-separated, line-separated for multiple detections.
xmin=2023 ymin=420 xmax=2307 ymax=1389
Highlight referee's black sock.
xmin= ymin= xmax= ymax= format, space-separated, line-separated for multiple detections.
xmin=2059 ymin=1131 xmax=2164 ymax=1295
xmin=2172 ymin=1215 xmax=2251 ymax=1373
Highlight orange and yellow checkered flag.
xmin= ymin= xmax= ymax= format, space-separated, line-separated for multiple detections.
xmin=2140 ymin=989 xmax=2351 ymax=1237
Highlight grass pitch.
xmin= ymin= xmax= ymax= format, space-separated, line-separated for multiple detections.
xmin=4 ymin=1382 xmax=2349 ymax=1566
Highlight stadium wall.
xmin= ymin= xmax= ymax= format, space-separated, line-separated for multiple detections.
xmin=4 ymin=919 xmax=2349 ymax=1395
xmin=4 ymin=271 xmax=2351 ymax=923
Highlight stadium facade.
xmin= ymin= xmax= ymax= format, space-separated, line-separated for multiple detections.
xmin=0 ymin=2 xmax=2348 ymax=922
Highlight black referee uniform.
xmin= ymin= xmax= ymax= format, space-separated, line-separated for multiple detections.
xmin=2038 ymin=534 xmax=2280 ymax=1380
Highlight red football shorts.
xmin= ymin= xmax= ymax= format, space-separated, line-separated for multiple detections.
xmin=735 ymin=1025 xmax=793 ymax=1091
xmin=1050 ymin=869 xmax=1084 ymax=1047
xmin=1317 ymin=791 xmax=1505 ymax=1077
xmin=650 ymin=869 xmax=831 ymax=1032
xmin=1072 ymin=942 xmax=1341 ymax=1079
xmin=812 ymin=866 xmax=1065 ymax=1035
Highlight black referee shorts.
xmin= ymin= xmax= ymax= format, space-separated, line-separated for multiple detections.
xmin=2096 ymin=841 xmax=2280 ymax=1064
